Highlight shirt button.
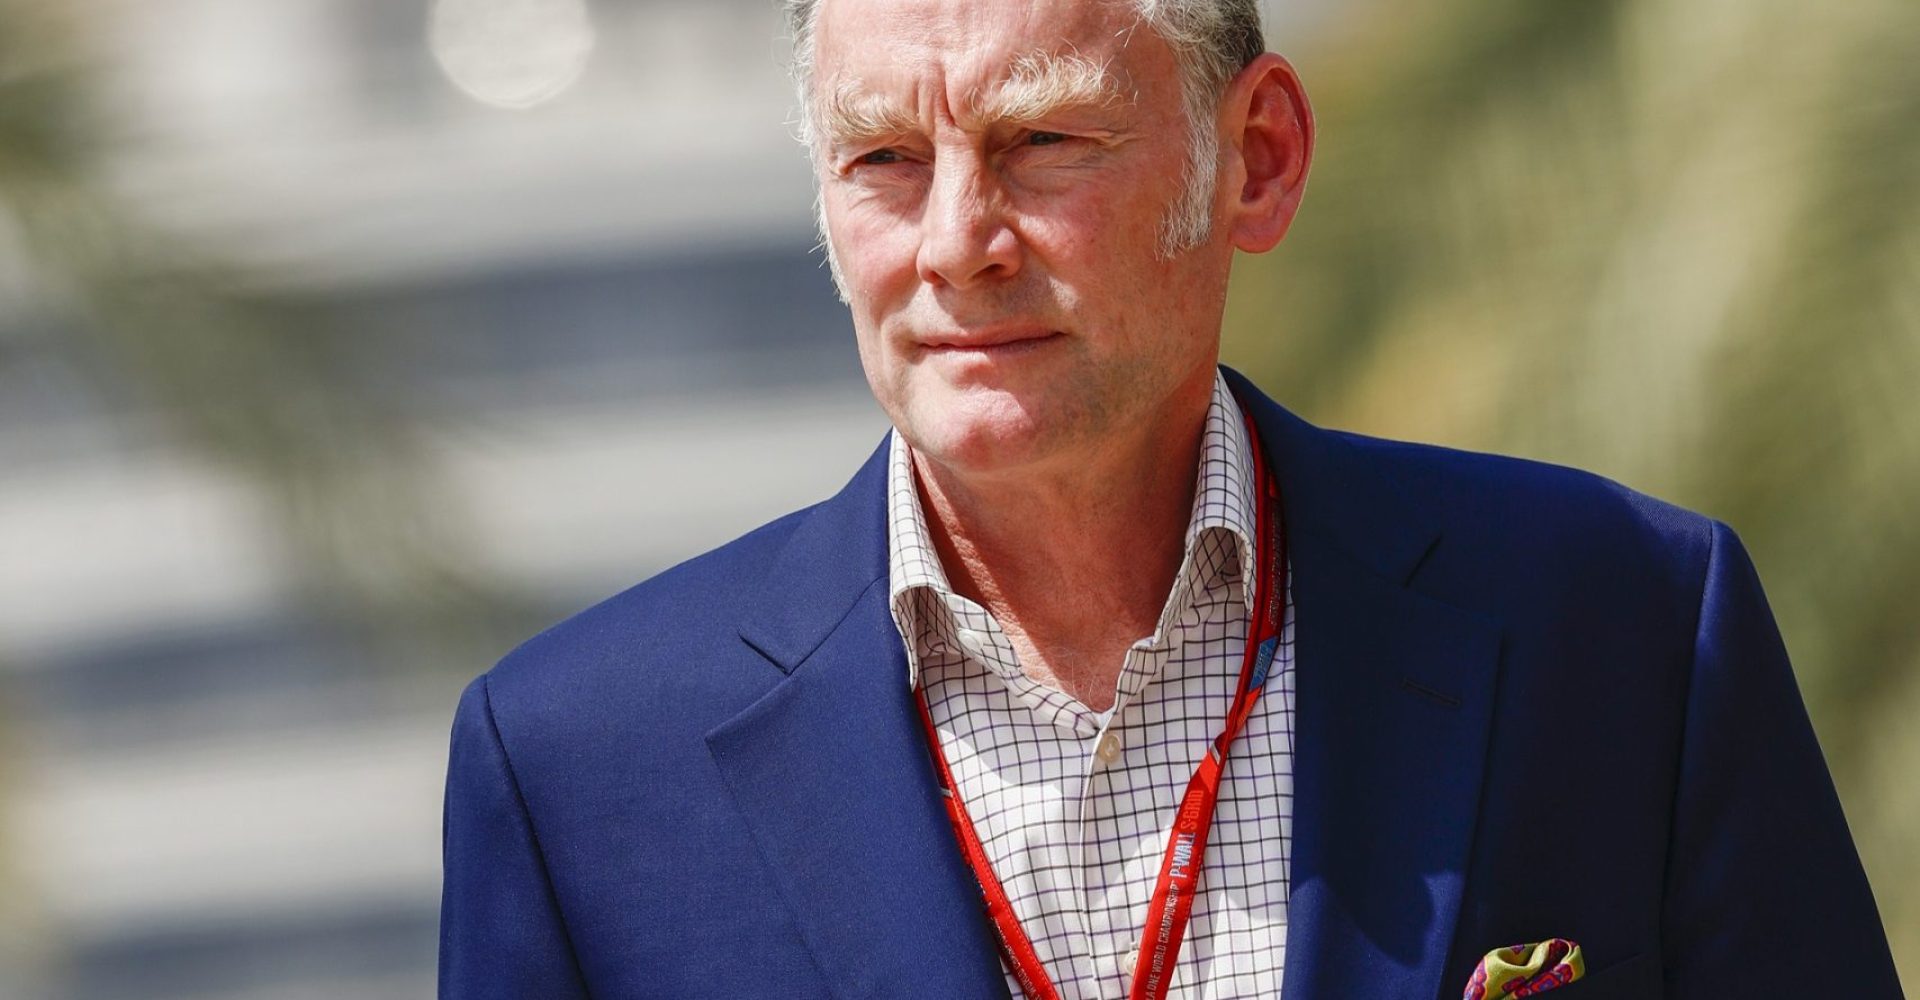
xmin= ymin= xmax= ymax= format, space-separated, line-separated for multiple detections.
xmin=1096 ymin=731 xmax=1124 ymax=765
xmin=1117 ymin=940 xmax=1141 ymax=978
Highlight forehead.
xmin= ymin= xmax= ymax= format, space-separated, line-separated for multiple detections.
xmin=813 ymin=0 xmax=1160 ymax=109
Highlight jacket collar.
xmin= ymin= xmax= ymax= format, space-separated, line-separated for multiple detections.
xmin=734 ymin=366 xmax=1445 ymax=669
xmin=1220 ymin=366 xmax=1439 ymax=585
xmin=735 ymin=435 xmax=892 ymax=673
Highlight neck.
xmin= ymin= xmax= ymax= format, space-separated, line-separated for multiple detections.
xmin=913 ymin=378 xmax=1214 ymax=711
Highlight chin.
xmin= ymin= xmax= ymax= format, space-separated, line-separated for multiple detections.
xmin=899 ymin=389 xmax=1065 ymax=477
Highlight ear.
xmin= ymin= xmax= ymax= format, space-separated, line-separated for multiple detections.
xmin=1220 ymin=52 xmax=1314 ymax=253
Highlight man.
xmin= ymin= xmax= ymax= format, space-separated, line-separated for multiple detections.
xmin=439 ymin=0 xmax=1903 ymax=996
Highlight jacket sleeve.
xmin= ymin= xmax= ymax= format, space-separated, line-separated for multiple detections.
xmin=440 ymin=673 xmax=591 ymax=999
xmin=1661 ymin=521 xmax=1903 ymax=996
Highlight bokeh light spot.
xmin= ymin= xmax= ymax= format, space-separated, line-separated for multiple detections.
xmin=429 ymin=0 xmax=596 ymax=110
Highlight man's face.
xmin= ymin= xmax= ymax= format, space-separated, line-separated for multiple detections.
xmin=812 ymin=0 xmax=1234 ymax=477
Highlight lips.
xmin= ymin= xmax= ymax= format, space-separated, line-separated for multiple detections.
xmin=918 ymin=329 xmax=1062 ymax=352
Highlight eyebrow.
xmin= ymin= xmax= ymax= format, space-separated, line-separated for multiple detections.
xmin=814 ymin=51 xmax=1131 ymax=152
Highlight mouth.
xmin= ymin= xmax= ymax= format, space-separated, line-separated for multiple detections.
xmin=918 ymin=328 xmax=1064 ymax=356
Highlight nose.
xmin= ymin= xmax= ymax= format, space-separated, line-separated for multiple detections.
xmin=915 ymin=149 xmax=1020 ymax=289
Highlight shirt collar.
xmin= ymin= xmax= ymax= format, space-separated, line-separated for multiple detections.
xmin=886 ymin=368 xmax=1260 ymax=689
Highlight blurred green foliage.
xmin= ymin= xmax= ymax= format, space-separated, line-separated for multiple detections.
xmin=1226 ymin=0 xmax=1919 ymax=979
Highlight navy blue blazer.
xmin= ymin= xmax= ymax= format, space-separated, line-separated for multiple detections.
xmin=439 ymin=369 xmax=1901 ymax=999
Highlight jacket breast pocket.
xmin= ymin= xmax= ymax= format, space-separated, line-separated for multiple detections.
xmin=1552 ymin=951 xmax=1660 ymax=999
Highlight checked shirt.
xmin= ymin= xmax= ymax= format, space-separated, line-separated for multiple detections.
xmin=886 ymin=371 xmax=1297 ymax=1000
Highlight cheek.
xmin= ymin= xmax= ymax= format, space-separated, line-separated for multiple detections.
xmin=849 ymin=315 xmax=919 ymax=434
xmin=1018 ymin=189 xmax=1178 ymax=307
xmin=827 ymin=189 xmax=922 ymax=292
xmin=1021 ymin=159 xmax=1180 ymax=253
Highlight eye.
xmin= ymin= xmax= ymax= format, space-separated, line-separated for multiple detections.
xmin=1026 ymin=130 xmax=1070 ymax=147
xmin=856 ymin=148 xmax=904 ymax=166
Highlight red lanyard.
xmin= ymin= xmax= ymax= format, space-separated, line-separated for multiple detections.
xmin=914 ymin=408 xmax=1286 ymax=1000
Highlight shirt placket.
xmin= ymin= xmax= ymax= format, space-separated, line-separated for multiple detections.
xmin=941 ymin=598 xmax=1106 ymax=998
xmin=1087 ymin=607 xmax=1222 ymax=998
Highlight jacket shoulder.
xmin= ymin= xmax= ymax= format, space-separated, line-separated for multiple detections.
xmin=1336 ymin=430 xmax=1719 ymax=608
xmin=475 ymin=502 xmax=817 ymax=737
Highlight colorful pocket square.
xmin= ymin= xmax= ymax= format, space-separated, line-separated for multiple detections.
xmin=1463 ymin=938 xmax=1585 ymax=998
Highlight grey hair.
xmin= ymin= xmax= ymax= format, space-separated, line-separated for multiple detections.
xmin=1132 ymin=0 xmax=1266 ymax=253
xmin=788 ymin=0 xmax=1263 ymax=292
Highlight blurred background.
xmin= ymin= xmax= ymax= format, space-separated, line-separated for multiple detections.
xmin=0 ymin=0 xmax=1911 ymax=995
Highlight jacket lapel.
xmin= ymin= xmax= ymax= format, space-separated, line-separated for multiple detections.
xmin=1226 ymin=369 xmax=1503 ymax=1000
xmin=707 ymin=441 xmax=1010 ymax=1000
